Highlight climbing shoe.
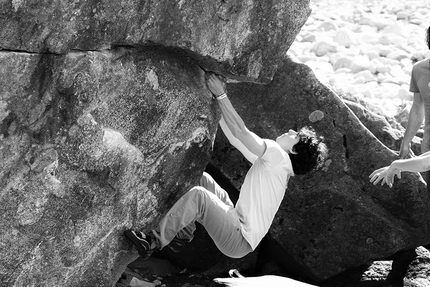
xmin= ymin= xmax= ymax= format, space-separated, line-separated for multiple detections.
xmin=124 ymin=230 xmax=156 ymax=260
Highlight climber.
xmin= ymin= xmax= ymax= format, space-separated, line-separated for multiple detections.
xmin=369 ymin=151 xmax=430 ymax=188
xmin=124 ymin=73 xmax=328 ymax=259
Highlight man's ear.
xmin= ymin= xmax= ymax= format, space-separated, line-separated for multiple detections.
xmin=288 ymin=149 xmax=298 ymax=155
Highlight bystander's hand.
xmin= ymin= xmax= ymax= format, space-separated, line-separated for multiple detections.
xmin=399 ymin=141 xmax=413 ymax=159
xmin=369 ymin=165 xmax=402 ymax=188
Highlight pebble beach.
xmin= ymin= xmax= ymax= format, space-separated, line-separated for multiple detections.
xmin=289 ymin=0 xmax=430 ymax=118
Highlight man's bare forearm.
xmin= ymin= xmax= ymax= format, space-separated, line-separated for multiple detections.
xmin=418 ymin=151 xmax=430 ymax=157
xmin=206 ymin=74 xmax=266 ymax=157
xmin=392 ymin=154 xmax=430 ymax=173
xmin=219 ymin=116 xmax=257 ymax=163
xmin=217 ymin=96 xmax=248 ymax=139
xmin=402 ymin=98 xmax=424 ymax=145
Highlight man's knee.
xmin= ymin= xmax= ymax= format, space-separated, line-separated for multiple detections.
xmin=187 ymin=186 xmax=210 ymax=201
xmin=200 ymin=172 xmax=213 ymax=186
xmin=185 ymin=186 xmax=214 ymax=215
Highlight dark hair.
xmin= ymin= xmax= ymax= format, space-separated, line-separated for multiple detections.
xmin=427 ymin=25 xmax=430 ymax=49
xmin=289 ymin=126 xmax=328 ymax=175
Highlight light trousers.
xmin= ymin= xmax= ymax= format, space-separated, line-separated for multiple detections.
xmin=154 ymin=172 xmax=252 ymax=258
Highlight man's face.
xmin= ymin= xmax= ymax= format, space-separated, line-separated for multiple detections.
xmin=276 ymin=129 xmax=300 ymax=152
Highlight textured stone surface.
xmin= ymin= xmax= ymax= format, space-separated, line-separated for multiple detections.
xmin=210 ymin=57 xmax=430 ymax=281
xmin=342 ymin=100 xmax=405 ymax=151
xmin=0 ymin=0 xmax=311 ymax=83
xmin=0 ymin=0 xmax=313 ymax=284
xmin=6 ymin=0 xmax=425 ymax=285
xmin=0 ymin=0 xmax=314 ymax=286
xmin=339 ymin=94 xmax=422 ymax=156
xmin=0 ymin=46 xmax=218 ymax=286
xmin=404 ymin=246 xmax=430 ymax=286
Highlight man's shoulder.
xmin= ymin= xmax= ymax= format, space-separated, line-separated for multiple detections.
xmin=262 ymin=138 xmax=276 ymax=145
xmin=263 ymin=138 xmax=282 ymax=152
xmin=413 ymin=58 xmax=429 ymax=69
xmin=261 ymin=139 xmax=288 ymax=160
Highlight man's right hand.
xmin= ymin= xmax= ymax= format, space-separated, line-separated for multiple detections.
xmin=399 ymin=141 xmax=413 ymax=159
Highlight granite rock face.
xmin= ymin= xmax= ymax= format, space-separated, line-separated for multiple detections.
xmin=1 ymin=1 xmax=312 ymax=286
xmin=211 ymin=57 xmax=430 ymax=281
xmin=0 ymin=0 xmax=311 ymax=83
xmin=4 ymin=0 xmax=427 ymax=285
xmin=0 ymin=46 xmax=218 ymax=286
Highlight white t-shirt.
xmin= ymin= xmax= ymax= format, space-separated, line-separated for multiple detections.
xmin=235 ymin=139 xmax=293 ymax=250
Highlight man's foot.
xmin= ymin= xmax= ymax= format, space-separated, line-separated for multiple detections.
xmin=124 ymin=230 xmax=157 ymax=259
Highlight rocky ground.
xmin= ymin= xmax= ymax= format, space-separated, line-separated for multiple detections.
xmin=117 ymin=246 xmax=430 ymax=287
xmin=117 ymin=1 xmax=430 ymax=286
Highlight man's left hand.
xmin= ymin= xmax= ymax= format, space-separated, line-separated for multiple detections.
xmin=369 ymin=166 xmax=401 ymax=188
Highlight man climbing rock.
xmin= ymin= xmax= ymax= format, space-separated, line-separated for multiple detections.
xmin=124 ymin=74 xmax=328 ymax=259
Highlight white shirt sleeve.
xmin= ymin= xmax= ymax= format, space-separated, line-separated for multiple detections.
xmin=261 ymin=139 xmax=287 ymax=169
xmin=219 ymin=116 xmax=258 ymax=164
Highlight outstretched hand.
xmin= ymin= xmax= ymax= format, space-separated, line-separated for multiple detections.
xmin=206 ymin=74 xmax=226 ymax=97
xmin=369 ymin=165 xmax=401 ymax=188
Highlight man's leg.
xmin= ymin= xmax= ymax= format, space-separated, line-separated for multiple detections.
xmin=174 ymin=171 xmax=234 ymax=242
xmin=205 ymin=161 xmax=240 ymax=204
xmin=195 ymin=172 xmax=251 ymax=258
xmin=154 ymin=185 xmax=252 ymax=258
xmin=200 ymin=171 xmax=234 ymax=206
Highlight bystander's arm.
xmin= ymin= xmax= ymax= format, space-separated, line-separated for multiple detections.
xmin=400 ymin=93 xmax=424 ymax=158
xmin=369 ymin=152 xmax=430 ymax=187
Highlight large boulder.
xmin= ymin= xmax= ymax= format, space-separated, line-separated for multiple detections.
xmin=0 ymin=0 xmax=310 ymax=83
xmin=337 ymin=93 xmax=422 ymax=155
xmin=0 ymin=1 xmax=313 ymax=286
xmin=6 ymin=0 xmax=425 ymax=285
xmin=0 ymin=46 xmax=218 ymax=286
xmin=342 ymin=100 xmax=404 ymax=151
xmin=211 ymin=57 xmax=430 ymax=281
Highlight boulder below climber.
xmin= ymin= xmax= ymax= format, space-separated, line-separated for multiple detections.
xmin=0 ymin=46 xmax=218 ymax=286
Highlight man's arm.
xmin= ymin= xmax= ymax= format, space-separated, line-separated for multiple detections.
xmin=400 ymin=92 xmax=424 ymax=158
xmin=207 ymin=74 xmax=266 ymax=158
xmin=418 ymin=151 xmax=430 ymax=158
xmin=369 ymin=152 xmax=430 ymax=187
xmin=219 ymin=116 xmax=258 ymax=163
xmin=390 ymin=154 xmax=430 ymax=173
